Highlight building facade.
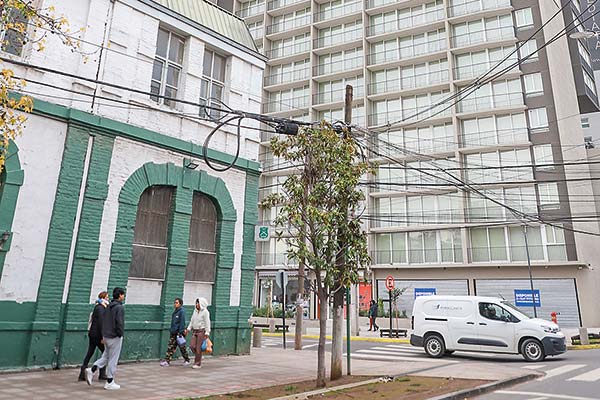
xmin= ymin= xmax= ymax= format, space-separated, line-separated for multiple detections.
xmin=0 ymin=0 xmax=265 ymax=370
xmin=239 ymin=0 xmax=600 ymax=327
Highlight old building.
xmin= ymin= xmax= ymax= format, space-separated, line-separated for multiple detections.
xmin=0 ymin=0 xmax=264 ymax=369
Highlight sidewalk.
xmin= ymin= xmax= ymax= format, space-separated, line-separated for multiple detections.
xmin=0 ymin=346 xmax=528 ymax=400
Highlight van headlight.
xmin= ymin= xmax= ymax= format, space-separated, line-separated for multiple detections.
xmin=541 ymin=325 xmax=559 ymax=333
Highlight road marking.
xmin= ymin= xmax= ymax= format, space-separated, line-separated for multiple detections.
xmin=522 ymin=364 xmax=547 ymax=370
xmin=302 ymin=343 xmax=319 ymax=349
xmin=567 ymin=367 xmax=600 ymax=382
xmin=386 ymin=344 xmax=421 ymax=350
xmin=528 ymin=397 xmax=549 ymax=400
xmin=495 ymin=391 xmax=599 ymax=400
xmin=346 ymin=352 xmax=457 ymax=363
xmin=536 ymin=364 xmax=586 ymax=381
xmin=371 ymin=346 xmax=424 ymax=353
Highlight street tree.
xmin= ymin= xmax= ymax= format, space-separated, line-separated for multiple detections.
xmin=1 ymin=0 xmax=81 ymax=172
xmin=260 ymin=123 xmax=372 ymax=387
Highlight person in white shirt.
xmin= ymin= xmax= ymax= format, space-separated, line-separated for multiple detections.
xmin=185 ymin=297 xmax=211 ymax=369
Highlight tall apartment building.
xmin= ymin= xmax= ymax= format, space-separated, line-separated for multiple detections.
xmin=236 ymin=0 xmax=600 ymax=327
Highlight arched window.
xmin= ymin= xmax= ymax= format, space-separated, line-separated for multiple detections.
xmin=130 ymin=186 xmax=174 ymax=280
xmin=186 ymin=192 xmax=217 ymax=283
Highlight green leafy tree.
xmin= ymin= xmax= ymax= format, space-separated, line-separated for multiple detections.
xmin=1 ymin=0 xmax=82 ymax=171
xmin=260 ymin=123 xmax=372 ymax=387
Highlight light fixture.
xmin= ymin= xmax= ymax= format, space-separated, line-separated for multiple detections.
xmin=0 ymin=231 xmax=11 ymax=251
xmin=570 ymin=31 xmax=597 ymax=40
xmin=183 ymin=157 xmax=199 ymax=170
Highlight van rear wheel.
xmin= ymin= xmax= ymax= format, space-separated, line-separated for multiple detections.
xmin=424 ymin=334 xmax=445 ymax=358
xmin=521 ymin=338 xmax=545 ymax=362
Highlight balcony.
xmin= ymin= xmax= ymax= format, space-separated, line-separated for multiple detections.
xmin=314 ymin=85 xmax=365 ymax=105
xmin=369 ymin=109 xmax=402 ymax=126
xmin=448 ymin=0 xmax=512 ymax=18
xmin=266 ymin=14 xmax=311 ymax=35
xmin=263 ymin=94 xmax=310 ymax=113
xmin=454 ymin=58 xmax=519 ymax=81
xmin=237 ymin=3 xmax=266 ymax=18
xmin=366 ymin=0 xmax=400 ymax=10
xmin=267 ymin=0 xmax=309 ymax=12
xmin=461 ymin=127 xmax=529 ymax=148
xmin=264 ymin=67 xmax=310 ymax=87
xmin=457 ymin=92 xmax=523 ymax=114
xmin=368 ymin=38 xmax=447 ymax=65
xmin=265 ymin=41 xmax=310 ymax=59
xmin=249 ymin=26 xmax=264 ymax=40
xmin=314 ymin=27 xmax=363 ymax=49
xmin=314 ymin=55 xmax=363 ymax=77
xmin=257 ymin=252 xmax=298 ymax=266
xmin=315 ymin=1 xmax=362 ymax=22
xmin=367 ymin=8 xmax=445 ymax=37
xmin=451 ymin=26 xmax=515 ymax=48
xmin=369 ymin=70 xmax=449 ymax=95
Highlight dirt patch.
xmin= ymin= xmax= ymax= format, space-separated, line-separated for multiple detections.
xmin=184 ymin=376 xmax=488 ymax=400
xmin=311 ymin=376 xmax=488 ymax=400
xmin=190 ymin=375 xmax=371 ymax=400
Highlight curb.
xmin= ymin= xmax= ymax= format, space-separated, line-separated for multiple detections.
xmin=261 ymin=333 xmax=410 ymax=344
xmin=268 ymin=377 xmax=382 ymax=400
xmin=426 ymin=373 xmax=541 ymax=400
xmin=567 ymin=344 xmax=600 ymax=350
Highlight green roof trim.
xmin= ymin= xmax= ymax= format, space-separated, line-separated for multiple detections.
xmin=152 ymin=0 xmax=258 ymax=54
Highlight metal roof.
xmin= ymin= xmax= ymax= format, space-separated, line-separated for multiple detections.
xmin=153 ymin=0 xmax=258 ymax=53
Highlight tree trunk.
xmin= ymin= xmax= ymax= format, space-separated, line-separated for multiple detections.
xmin=295 ymin=257 xmax=305 ymax=350
xmin=316 ymin=289 xmax=328 ymax=388
xmin=330 ymin=285 xmax=344 ymax=381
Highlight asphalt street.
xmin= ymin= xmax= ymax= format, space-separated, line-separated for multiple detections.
xmin=261 ymin=336 xmax=600 ymax=399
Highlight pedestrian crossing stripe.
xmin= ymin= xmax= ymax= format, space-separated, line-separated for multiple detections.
xmin=346 ymin=352 xmax=458 ymax=363
xmin=536 ymin=364 xmax=586 ymax=381
xmin=369 ymin=346 xmax=424 ymax=353
xmin=566 ymin=367 xmax=600 ymax=382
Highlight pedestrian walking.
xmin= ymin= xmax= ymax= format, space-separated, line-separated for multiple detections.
xmin=85 ymin=287 xmax=126 ymax=390
xmin=78 ymin=291 xmax=109 ymax=382
xmin=368 ymin=299 xmax=379 ymax=331
xmin=185 ymin=297 xmax=211 ymax=369
xmin=160 ymin=297 xmax=191 ymax=366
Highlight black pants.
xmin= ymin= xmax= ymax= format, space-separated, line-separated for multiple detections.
xmin=82 ymin=336 xmax=105 ymax=367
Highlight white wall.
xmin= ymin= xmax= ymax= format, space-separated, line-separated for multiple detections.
xmin=0 ymin=115 xmax=67 ymax=302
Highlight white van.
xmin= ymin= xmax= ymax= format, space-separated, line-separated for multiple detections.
xmin=410 ymin=295 xmax=566 ymax=362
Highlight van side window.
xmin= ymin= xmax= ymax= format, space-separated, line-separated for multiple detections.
xmin=478 ymin=302 xmax=516 ymax=322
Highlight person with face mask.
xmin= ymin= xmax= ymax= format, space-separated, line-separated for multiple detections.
xmin=185 ymin=297 xmax=211 ymax=369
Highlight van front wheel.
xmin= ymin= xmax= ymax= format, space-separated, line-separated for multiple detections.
xmin=424 ymin=334 xmax=445 ymax=358
xmin=521 ymin=338 xmax=545 ymax=362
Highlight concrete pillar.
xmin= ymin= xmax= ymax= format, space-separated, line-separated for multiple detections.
xmin=580 ymin=327 xmax=590 ymax=345
xmin=252 ymin=327 xmax=263 ymax=348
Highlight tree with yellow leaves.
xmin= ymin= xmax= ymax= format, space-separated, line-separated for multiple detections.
xmin=1 ymin=0 xmax=81 ymax=172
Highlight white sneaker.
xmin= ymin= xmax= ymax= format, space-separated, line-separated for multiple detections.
xmin=85 ymin=368 xmax=94 ymax=386
xmin=104 ymin=381 xmax=120 ymax=390
xmin=192 ymin=364 xmax=202 ymax=369
xmin=182 ymin=361 xmax=190 ymax=367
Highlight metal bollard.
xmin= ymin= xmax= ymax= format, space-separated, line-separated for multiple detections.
xmin=253 ymin=327 xmax=263 ymax=348
xmin=580 ymin=327 xmax=590 ymax=345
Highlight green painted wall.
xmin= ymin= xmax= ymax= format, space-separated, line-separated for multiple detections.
xmin=0 ymin=97 xmax=260 ymax=370
xmin=0 ymin=141 xmax=24 ymax=277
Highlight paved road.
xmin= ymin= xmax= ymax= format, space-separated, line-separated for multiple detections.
xmin=262 ymin=336 xmax=600 ymax=399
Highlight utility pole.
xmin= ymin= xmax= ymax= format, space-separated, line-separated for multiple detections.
xmin=344 ymin=85 xmax=353 ymax=376
xmin=523 ymin=224 xmax=538 ymax=318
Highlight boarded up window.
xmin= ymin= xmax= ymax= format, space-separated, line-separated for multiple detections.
xmin=130 ymin=186 xmax=174 ymax=280
xmin=186 ymin=192 xmax=217 ymax=282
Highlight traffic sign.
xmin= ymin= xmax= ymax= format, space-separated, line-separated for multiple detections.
xmin=385 ymin=275 xmax=395 ymax=291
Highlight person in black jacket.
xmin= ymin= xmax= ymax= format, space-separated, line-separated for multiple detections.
xmin=78 ymin=291 xmax=109 ymax=381
xmin=85 ymin=287 xmax=126 ymax=390
xmin=160 ymin=298 xmax=190 ymax=366
xmin=368 ymin=300 xmax=379 ymax=331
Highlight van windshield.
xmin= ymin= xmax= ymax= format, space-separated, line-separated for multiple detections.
xmin=501 ymin=301 xmax=530 ymax=320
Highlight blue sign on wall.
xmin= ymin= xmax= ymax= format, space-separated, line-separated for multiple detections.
xmin=514 ymin=289 xmax=541 ymax=307
xmin=414 ymin=288 xmax=437 ymax=299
